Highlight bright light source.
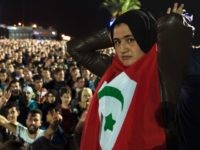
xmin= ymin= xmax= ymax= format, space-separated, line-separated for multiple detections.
xmin=32 ymin=24 xmax=37 ymax=28
xmin=7 ymin=26 xmax=17 ymax=30
xmin=52 ymin=31 xmax=57 ymax=35
xmin=18 ymin=22 xmax=22 ymax=26
xmin=61 ymin=34 xmax=71 ymax=41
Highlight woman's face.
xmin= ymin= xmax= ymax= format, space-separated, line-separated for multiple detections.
xmin=47 ymin=93 xmax=56 ymax=103
xmin=61 ymin=93 xmax=71 ymax=106
xmin=113 ymin=23 xmax=145 ymax=66
xmin=81 ymin=89 xmax=92 ymax=103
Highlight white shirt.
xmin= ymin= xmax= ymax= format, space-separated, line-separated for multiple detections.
xmin=16 ymin=124 xmax=45 ymax=144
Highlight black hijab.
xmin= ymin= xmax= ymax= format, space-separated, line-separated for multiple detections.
xmin=110 ymin=9 xmax=156 ymax=53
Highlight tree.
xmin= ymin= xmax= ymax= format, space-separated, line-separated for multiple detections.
xmin=101 ymin=0 xmax=141 ymax=17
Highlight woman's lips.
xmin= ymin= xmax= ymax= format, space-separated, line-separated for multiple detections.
xmin=121 ymin=56 xmax=131 ymax=60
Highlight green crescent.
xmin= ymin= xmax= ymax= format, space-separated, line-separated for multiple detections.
xmin=98 ymin=86 xmax=124 ymax=110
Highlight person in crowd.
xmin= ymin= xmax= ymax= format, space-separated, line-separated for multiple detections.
xmin=6 ymin=63 xmax=15 ymax=79
xmin=0 ymin=60 xmax=6 ymax=70
xmin=72 ymin=76 xmax=85 ymax=99
xmin=45 ymin=68 xmax=67 ymax=97
xmin=0 ymin=140 xmax=26 ymax=150
xmin=67 ymin=3 xmax=193 ymax=150
xmin=81 ymin=67 xmax=96 ymax=91
xmin=41 ymin=67 xmax=52 ymax=86
xmin=22 ymin=68 xmax=33 ymax=88
xmin=73 ymin=87 xmax=93 ymax=149
xmin=66 ymin=66 xmax=81 ymax=90
xmin=22 ymin=86 xmax=39 ymax=110
xmin=0 ymin=108 xmax=62 ymax=148
xmin=40 ymin=89 xmax=58 ymax=129
xmin=0 ymin=102 xmax=21 ymax=142
xmin=0 ymin=69 xmax=10 ymax=91
xmin=80 ymin=67 xmax=91 ymax=87
xmin=75 ymin=87 xmax=93 ymax=118
xmin=0 ymin=89 xmax=8 ymax=110
xmin=6 ymin=80 xmax=23 ymax=104
xmin=29 ymin=106 xmax=67 ymax=150
xmin=13 ymin=65 xmax=24 ymax=85
xmin=32 ymin=75 xmax=48 ymax=104
xmin=58 ymin=87 xmax=78 ymax=149
xmin=0 ymin=109 xmax=44 ymax=146
xmin=18 ymin=86 xmax=39 ymax=125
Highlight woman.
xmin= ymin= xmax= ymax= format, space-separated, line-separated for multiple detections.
xmin=76 ymin=87 xmax=93 ymax=117
xmin=67 ymin=3 xmax=192 ymax=150
xmin=73 ymin=87 xmax=93 ymax=149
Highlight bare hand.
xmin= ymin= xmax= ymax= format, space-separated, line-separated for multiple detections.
xmin=167 ymin=3 xmax=184 ymax=15
xmin=4 ymin=90 xmax=11 ymax=100
xmin=50 ymin=110 xmax=63 ymax=125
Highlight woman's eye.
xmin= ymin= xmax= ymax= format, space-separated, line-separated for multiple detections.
xmin=127 ymin=38 xmax=135 ymax=43
xmin=113 ymin=40 xmax=120 ymax=46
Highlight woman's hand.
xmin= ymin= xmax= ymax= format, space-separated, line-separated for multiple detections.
xmin=167 ymin=3 xmax=184 ymax=15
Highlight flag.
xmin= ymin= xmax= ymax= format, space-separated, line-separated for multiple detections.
xmin=80 ymin=44 xmax=166 ymax=150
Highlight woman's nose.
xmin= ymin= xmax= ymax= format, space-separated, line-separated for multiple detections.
xmin=119 ymin=42 xmax=128 ymax=53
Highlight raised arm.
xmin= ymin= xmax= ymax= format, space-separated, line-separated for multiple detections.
xmin=43 ymin=110 xmax=63 ymax=140
xmin=157 ymin=3 xmax=193 ymax=105
xmin=0 ymin=114 xmax=17 ymax=134
xmin=67 ymin=28 xmax=113 ymax=77
xmin=156 ymin=3 xmax=193 ymax=149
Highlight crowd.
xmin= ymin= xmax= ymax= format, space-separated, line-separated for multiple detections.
xmin=0 ymin=39 xmax=115 ymax=149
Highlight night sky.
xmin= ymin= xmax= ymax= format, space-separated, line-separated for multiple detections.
xmin=0 ymin=0 xmax=199 ymax=42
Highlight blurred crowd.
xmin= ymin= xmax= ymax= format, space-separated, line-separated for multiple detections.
xmin=0 ymin=38 xmax=115 ymax=149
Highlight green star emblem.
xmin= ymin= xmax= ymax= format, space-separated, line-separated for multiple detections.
xmin=104 ymin=113 xmax=116 ymax=131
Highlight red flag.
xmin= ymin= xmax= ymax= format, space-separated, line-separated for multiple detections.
xmin=81 ymin=44 xmax=166 ymax=150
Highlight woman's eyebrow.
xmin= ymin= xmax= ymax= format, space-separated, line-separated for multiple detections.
xmin=113 ymin=35 xmax=134 ymax=40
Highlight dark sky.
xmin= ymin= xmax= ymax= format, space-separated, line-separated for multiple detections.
xmin=0 ymin=0 xmax=199 ymax=42
xmin=0 ymin=0 xmax=109 ymax=36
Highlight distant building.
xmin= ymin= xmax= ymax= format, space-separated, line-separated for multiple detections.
xmin=33 ymin=27 xmax=58 ymax=39
xmin=0 ymin=24 xmax=9 ymax=39
xmin=0 ymin=24 xmax=57 ymax=39
xmin=7 ymin=26 xmax=33 ymax=39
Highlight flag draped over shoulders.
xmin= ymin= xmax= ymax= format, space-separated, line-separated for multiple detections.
xmin=80 ymin=44 xmax=166 ymax=150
